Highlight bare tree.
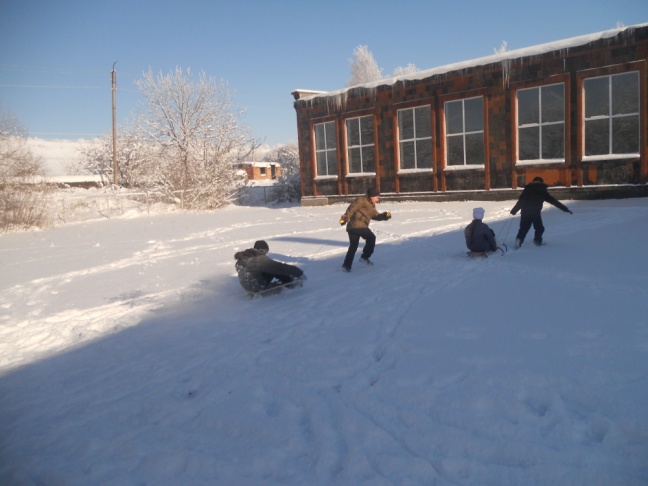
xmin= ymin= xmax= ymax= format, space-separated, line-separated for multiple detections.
xmin=0 ymin=105 xmax=50 ymax=231
xmin=134 ymin=67 xmax=258 ymax=209
xmin=347 ymin=45 xmax=383 ymax=87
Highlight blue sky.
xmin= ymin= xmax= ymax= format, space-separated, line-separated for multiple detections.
xmin=1 ymin=0 xmax=646 ymax=146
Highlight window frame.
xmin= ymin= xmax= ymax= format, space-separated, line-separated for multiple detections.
xmin=442 ymin=95 xmax=486 ymax=169
xmin=345 ymin=114 xmax=376 ymax=176
xmin=581 ymin=70 xmax=640 ymax=161
xmin=515 ymin=82 xmax=566 ymax=164
xmin=396 ymin=104 xmax=434 ymax=173
xmin=313 ymin=120 xmax=338 ymax=179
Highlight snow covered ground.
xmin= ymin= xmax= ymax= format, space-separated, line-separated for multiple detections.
xmin=1 ymin=196 xmax=647 ymax=485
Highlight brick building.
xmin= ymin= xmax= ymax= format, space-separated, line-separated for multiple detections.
xmin=237 ymin=161 xmax=281 ymax=181
xmin=292 ymin=23 xmax=648 ymax=204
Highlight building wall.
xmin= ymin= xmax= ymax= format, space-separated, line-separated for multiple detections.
xmin=238 ymin=163 xmax=281 ymax=181
xmin=293 ymin=25 xmax=648 ymax=199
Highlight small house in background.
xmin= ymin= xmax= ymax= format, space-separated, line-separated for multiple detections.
xmin=237 ymin=161 xmax=282 ymax=181
xmin=292 ymin=23 xmax=648 ymax=205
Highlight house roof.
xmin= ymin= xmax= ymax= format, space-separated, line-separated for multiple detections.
xmin=294 ymin=22 xmax=648 ymax=103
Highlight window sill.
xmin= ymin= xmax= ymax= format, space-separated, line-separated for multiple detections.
xmin=515 ymin=159 xmax=565 ymax=166
xmin=443 ymin=165 xmax=484 ymax=171
xmin=345 ymin=173 xmax=376 ymax=178
xmin=398 ymin=168 xmax=433 ymax=175
xmin=581 ymin=154 xmax=640 ymax=162
xmin=314 ymin=175 xmax=338 ymax=181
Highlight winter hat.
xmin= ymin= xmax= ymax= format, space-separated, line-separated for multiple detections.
xmin=253 ymin=240 xmax=269 ymax=253
xmin=533 ymin=176 xmax=544 ymax=183
xmin=367 ymin=187 xmax=380 ymax=198
xmin=473 ymin=207 xmax=485 ymax=219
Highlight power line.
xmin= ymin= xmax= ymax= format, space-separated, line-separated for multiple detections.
xmin=0 ymin=84 xmax=103 ymax=90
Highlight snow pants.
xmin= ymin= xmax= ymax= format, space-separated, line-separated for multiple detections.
xmin=343 ymin=228 xmax=376 ymax=269
xmin=516 ymin=212 xmax=545 ymax=244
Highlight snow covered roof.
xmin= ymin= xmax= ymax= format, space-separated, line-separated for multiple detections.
xmin=296 ymin=22 xmax=648 ymax=103
xmin=238 ymin=161 xmax=281 ymax=168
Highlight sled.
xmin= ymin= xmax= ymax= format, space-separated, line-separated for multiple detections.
xmin=466 ymin=244 xmax=507 ymax=258
xmin=246 ymin=278 xmax=303 ymax=299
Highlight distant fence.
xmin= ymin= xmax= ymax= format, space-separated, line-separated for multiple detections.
xmin=46 ymin=185 xmax=287 ymax=225
xmin=50 ymin=189 xmax=166 ymax=225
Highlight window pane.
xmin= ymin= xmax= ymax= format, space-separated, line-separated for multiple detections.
xmin=362 ymin=146 xmax=375 ymax=173
xmin=465 ymin=132 xmax=484 ymax=164
xmin=584 ymin=77 xmax=609 ymax=118
xmin=316 ymin=151 xmax=328 ymax=175
xmin=517 ymin=88 xmax=538 ymax=125
xmin=464 ymin=97 xmax=484 ymax=132
xmin=585 ymin=119 xmax=609 ymax=155
xmin=399 ymin=109 xmax=414 ymax=140
xmin=415 ymin=106 xmax=431 ymax=138
xmin=542 ymin=84 xmax=564 ymax=123
xmin=542 ymin=123 xmax=565 ymax=159
xmin=400 ymin=141 xmax=415 ymax=169
xmin=447 ymin=136 xmax=464 ymax=165
xmin=445 ymin=101 xmax=464 ymax=134
xmin=325 ymin=122 xmax=336 ymax=149
xmin=348 ymin=147 xmax=362 ymax=172
xmin=612 ymin=72 xmax=639 ymax=115
xmin=346 ymin=119 xmax=360 ymax=146
xmin=519 ymin=126 xmax=539 ymax=160
xmin=612 ymin=116 xmax=639 ymax=153
xmin=315 ymin=124 xmax=326 ymax=151
xmin=360 ymin=116 xmax=374 ymax=144
xmin=416 ymin=139 xmax=433 ymax=168
xmin=326 ymin=149 xmax=337 ymax=175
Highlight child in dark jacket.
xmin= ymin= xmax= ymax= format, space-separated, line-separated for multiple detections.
xmin=510 ymin=177 xmax=572 ymax=248
xmin=234 ymin=240 xmax=304 ymax=292
xmin=465 ymin=207 xmax=497 ymax=253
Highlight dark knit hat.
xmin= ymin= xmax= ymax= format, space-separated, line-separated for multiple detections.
xmin=532 ymin=176 xmax=544 ymax=183
xmin=254 ymin=240 xmax=269 ymax=252
xmin=367 ymin=187 xmax=380 ymax=198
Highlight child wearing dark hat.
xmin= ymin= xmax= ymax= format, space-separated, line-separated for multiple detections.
xmin=339 ymin=187 xmax=392 ymax=272
xmin=510 ymin=177 xmax=572 ymax=248
xmin=234 ymin=240 xmax=304 ymax=292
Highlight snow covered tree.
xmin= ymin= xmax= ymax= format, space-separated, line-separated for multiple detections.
xmin=391 ymin=63 xmax=419 ymax=77
xmin=0 ymin=105 xmax=50 ymax=230
xmin=494 ymin=41 xmax=509 ymax=54
xmin=263 ymin=143 xmax=301 ymax=202
xmin=134 ymin=67 xmax=257 ymax=209
xmin=347 ymin=45 xmax=383 ymax=86
xmin=72 ymin=130 xmax=157 ymax=189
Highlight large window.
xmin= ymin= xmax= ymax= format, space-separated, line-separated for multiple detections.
xmin=517 ymin=83 xmax=565 ymax=161
xmin=445 ymin=97 xmax=484 ymax=166
xmin=314 ymin=121 xmax=337 ymax=176
xmin=398 ymin=105 xmax=433 ymax=170
xmin=346 ymin=115 xmax=375 ymax=174
xmin=584 ymin=71 xmax=640 ymax=156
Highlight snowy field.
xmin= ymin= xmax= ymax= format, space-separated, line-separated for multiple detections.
xmin=1 ymin=196 xmax=647 ymax=485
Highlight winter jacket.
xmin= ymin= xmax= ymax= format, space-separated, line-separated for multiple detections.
xmin=511 ymin=181 xmax=570 ymax=216
xmin=464 ymin=220 xmax=497 ymax=252
xmin=341 ymin=196 xmax=389 ymax=230
xmin=234 ymin=248 xmax=303 ymax=292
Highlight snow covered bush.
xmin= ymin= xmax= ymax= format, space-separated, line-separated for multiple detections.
xmin=263 ymin=143 xmax=301 ymax=203
xmin=0 ymin=106 xmax=51 ymax=231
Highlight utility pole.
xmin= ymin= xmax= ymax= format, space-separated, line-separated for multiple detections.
xmin=111 ymin=61 xmax=118 ymax=187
